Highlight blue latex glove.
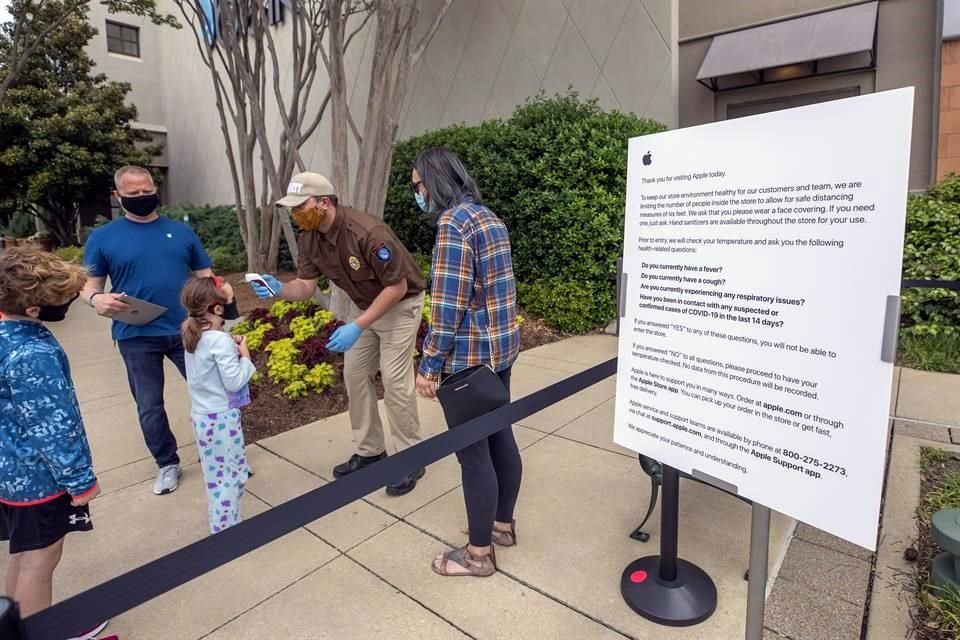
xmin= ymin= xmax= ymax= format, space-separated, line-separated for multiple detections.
xmin=327 ymin=322 xmax=363 ymax=352
xmin=249 ymin=274 xmax=281 ymax=299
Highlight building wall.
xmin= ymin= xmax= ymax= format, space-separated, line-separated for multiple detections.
xmin=679 ymin=0 xmax=938 ymax=190
xmin=680 ymin=0 xmax=844 ymax=39
xmin=86 ymin=6 xmax=167 ymax=126
xmin=86 ymin=0 xmax=676 ymax=208
xmin=937 ymin=39 xmax=960 ymax=179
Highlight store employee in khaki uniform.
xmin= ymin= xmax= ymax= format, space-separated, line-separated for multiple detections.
xmin=250 ymin=173 xmax=428 ymax=496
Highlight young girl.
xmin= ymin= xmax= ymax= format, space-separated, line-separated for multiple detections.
xmin=181 ymin=276 xmax=256 ymax=534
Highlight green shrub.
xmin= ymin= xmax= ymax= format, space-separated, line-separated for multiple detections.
xmin=518 ymin=278 xmax=614 ymax=334
xmin=384 ymin=92 xmax=665 ymax=333
xmin=412 ymin=252 xmax=432 ymax=288
xmin=208 ymin=246 xmax=247 ymax=274
xmin=79 ymin=215 xmax=111 ymax=245
xmin=899 ymin=332 xmax=960 ymax=374
xmin=901 ymin=174 xmax=960 ymax=336
xmin=160 ymin=204 xmax=295 ymax=272
xmin=54 ymin=245 xmax=84 ymax=263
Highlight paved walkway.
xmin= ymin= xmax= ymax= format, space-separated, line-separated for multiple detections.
xmin=10 ymin=303 xmax=955 ymax=639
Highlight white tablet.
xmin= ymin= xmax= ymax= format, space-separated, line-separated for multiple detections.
xmin=111 ymin=295 xmax=168 ymax=326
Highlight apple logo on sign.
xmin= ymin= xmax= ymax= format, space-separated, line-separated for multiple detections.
xmin=642 ymin=151 xmax=652 ymax=166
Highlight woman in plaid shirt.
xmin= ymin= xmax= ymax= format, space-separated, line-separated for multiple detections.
xmin=412 ymin=148 xmax=522 ymax=578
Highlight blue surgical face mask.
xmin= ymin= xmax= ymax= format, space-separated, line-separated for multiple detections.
xmin=415 ymin=191 xmax=436 ymax=214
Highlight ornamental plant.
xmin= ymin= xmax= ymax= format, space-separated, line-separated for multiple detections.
xmin=231 ymin=300 xmax=343 ymax=399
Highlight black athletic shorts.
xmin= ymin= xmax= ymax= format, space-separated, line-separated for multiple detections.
xmin=0 ymin=493 xmax=93 ymax=554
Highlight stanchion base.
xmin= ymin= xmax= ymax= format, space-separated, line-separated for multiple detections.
xmin=620 ymin=556 xmax=717 ymax=627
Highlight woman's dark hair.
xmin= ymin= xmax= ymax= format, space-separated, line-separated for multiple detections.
xmin=413 ymin=147 xmax=482 ymax=211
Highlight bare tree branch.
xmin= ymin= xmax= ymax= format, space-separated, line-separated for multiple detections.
xmin=412 ymin=0 xmax=452 ymax=64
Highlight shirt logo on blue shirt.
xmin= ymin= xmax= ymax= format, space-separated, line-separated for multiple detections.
xmin=373 ymin=243 xmax=391 ymax=263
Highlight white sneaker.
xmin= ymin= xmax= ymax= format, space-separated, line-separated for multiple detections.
xmin=153 ymin=464 xmax=182 ymax=495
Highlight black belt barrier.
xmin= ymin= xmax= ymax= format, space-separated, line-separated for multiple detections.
xmin=902 ymin=279 xmax=960 ymax=291
xmin=18 ymin=357 xmax=618 ymax=640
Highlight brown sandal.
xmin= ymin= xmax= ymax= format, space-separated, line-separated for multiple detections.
xmin=432 ymin=545 xmax=497 ymax=577
xmin=461 ymin=520 xmax=517 ymax=547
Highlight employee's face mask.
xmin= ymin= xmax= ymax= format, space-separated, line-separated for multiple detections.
xmin=120 ymin=193 xmax=160 ymax=217
xmin=291 ymin=198 xmax=328 ymax=231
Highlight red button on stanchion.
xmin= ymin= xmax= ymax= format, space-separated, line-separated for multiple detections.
xmin=630 ymin=570 xmax=648 ymax=584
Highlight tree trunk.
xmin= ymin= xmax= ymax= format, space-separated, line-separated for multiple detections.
xmin=326 ymin=0 xmax=352 ymax=200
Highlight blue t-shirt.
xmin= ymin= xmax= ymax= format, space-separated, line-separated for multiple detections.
xmin=84 ymin=217 xmax=212 ymax=340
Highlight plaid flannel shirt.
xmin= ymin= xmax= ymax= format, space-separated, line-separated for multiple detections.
xmin=419 ymin=197 xmax=520 ymax=381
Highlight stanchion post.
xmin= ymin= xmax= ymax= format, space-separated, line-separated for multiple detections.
xmin=745 ymin=503 xmax=771 ymax=640
xmin=620 ymin=465 xmax=717 ymax=626
xmin=0 ymin=597 xmax=24 ymax=640
xmin=659 ymin=465 xmax=680 ymax=581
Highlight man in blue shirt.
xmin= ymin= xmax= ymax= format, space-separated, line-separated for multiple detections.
xmin=81 ymin=166 xmax=213 ymax=496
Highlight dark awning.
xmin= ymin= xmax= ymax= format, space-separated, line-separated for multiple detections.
xmin=696 ymin=1 xmax=878 ymax=92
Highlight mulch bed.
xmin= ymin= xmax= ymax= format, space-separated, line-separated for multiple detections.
xmin=905 ymin=448 xmax=960 ymax=640
xmin=222 ymin=272 xmax=564 ymax=443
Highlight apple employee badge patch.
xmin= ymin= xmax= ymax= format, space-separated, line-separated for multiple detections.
xmin=373 ymin=243 xmax=392 ymax=263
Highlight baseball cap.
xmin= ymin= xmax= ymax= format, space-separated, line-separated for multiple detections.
xmin=276 ymin=172 xmax=336 ymax=208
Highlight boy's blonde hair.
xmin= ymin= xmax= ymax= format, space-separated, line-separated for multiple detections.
xmin=0 ymin=246 xmax=89 ymax=314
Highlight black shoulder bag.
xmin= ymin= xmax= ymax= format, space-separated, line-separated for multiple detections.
xmin=436 ymin=363 xmax=509 ymax=428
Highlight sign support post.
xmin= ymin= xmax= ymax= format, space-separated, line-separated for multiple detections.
xmin=620 ymin=466 xmax=717 ymax=626
xmin=745 ymin=503 xmax=771 ymax=640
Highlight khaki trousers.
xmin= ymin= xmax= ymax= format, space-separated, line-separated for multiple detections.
xmin=345 ymin=291 xmax=425 ymax=457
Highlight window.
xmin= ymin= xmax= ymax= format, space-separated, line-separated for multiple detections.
xmin=106 ymin=21 xmax=140 ymax=58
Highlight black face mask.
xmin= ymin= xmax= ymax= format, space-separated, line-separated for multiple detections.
xmin=222 ymin=300 xmax=240 ymax=321
xmin=37 ymin=293 xmax=79 ymax=323
xmin=207 ymin=300 xmax=240 ymax=321
xmin=120 ymin=193 xmax=161 ymax=217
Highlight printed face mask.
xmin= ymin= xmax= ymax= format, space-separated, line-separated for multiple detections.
xmin=291 ymin=204 xmax=327 ymax=231
xmin=120 ymin=193 xmax=160 ymax=217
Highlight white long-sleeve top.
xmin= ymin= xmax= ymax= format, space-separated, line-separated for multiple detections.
xmin=185 ymin=330 xmax=256 ymax=415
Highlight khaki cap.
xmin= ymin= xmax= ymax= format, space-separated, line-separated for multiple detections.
xmin=276 ymin=172 xmax=336 ymax=208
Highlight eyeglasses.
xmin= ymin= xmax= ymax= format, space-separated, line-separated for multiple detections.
xmin=410 ymin=180 xmax=423 ymax=194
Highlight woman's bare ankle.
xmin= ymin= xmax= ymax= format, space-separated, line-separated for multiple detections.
xmin=467 ymin=544 xmax=492 ymax=557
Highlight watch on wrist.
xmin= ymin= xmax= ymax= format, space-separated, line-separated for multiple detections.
xmin=88 ymin=292 xmax=102 ymax=307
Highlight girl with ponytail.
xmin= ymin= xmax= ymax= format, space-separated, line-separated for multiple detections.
xmin=180 ymin=276 xmax=256 ymax=534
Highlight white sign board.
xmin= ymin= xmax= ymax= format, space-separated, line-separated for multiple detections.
xmin=614 ymin=88 xmax=914 ymax=550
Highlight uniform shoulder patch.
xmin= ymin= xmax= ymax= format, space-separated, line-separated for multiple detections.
xmin=372 ymin=242 xmax=392 ymax=263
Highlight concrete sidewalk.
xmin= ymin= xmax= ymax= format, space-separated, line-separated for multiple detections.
xmin=7 ymin=303 xmax=887 ymax=640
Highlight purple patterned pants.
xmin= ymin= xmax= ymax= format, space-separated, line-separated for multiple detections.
xmin=192 ymin=409 xmax=248 ymax=534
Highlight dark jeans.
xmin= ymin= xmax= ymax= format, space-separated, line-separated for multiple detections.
xmin=455 ymin=367 xmax=523 ymax=548
xmin=117 ymin=335 xmax=186 ymax=468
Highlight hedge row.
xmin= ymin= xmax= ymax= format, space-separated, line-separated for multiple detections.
xmin=383 ymin=92 xmax=666 ymax=333
xmin=901 ymin=175 xmax=960 ymax=336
